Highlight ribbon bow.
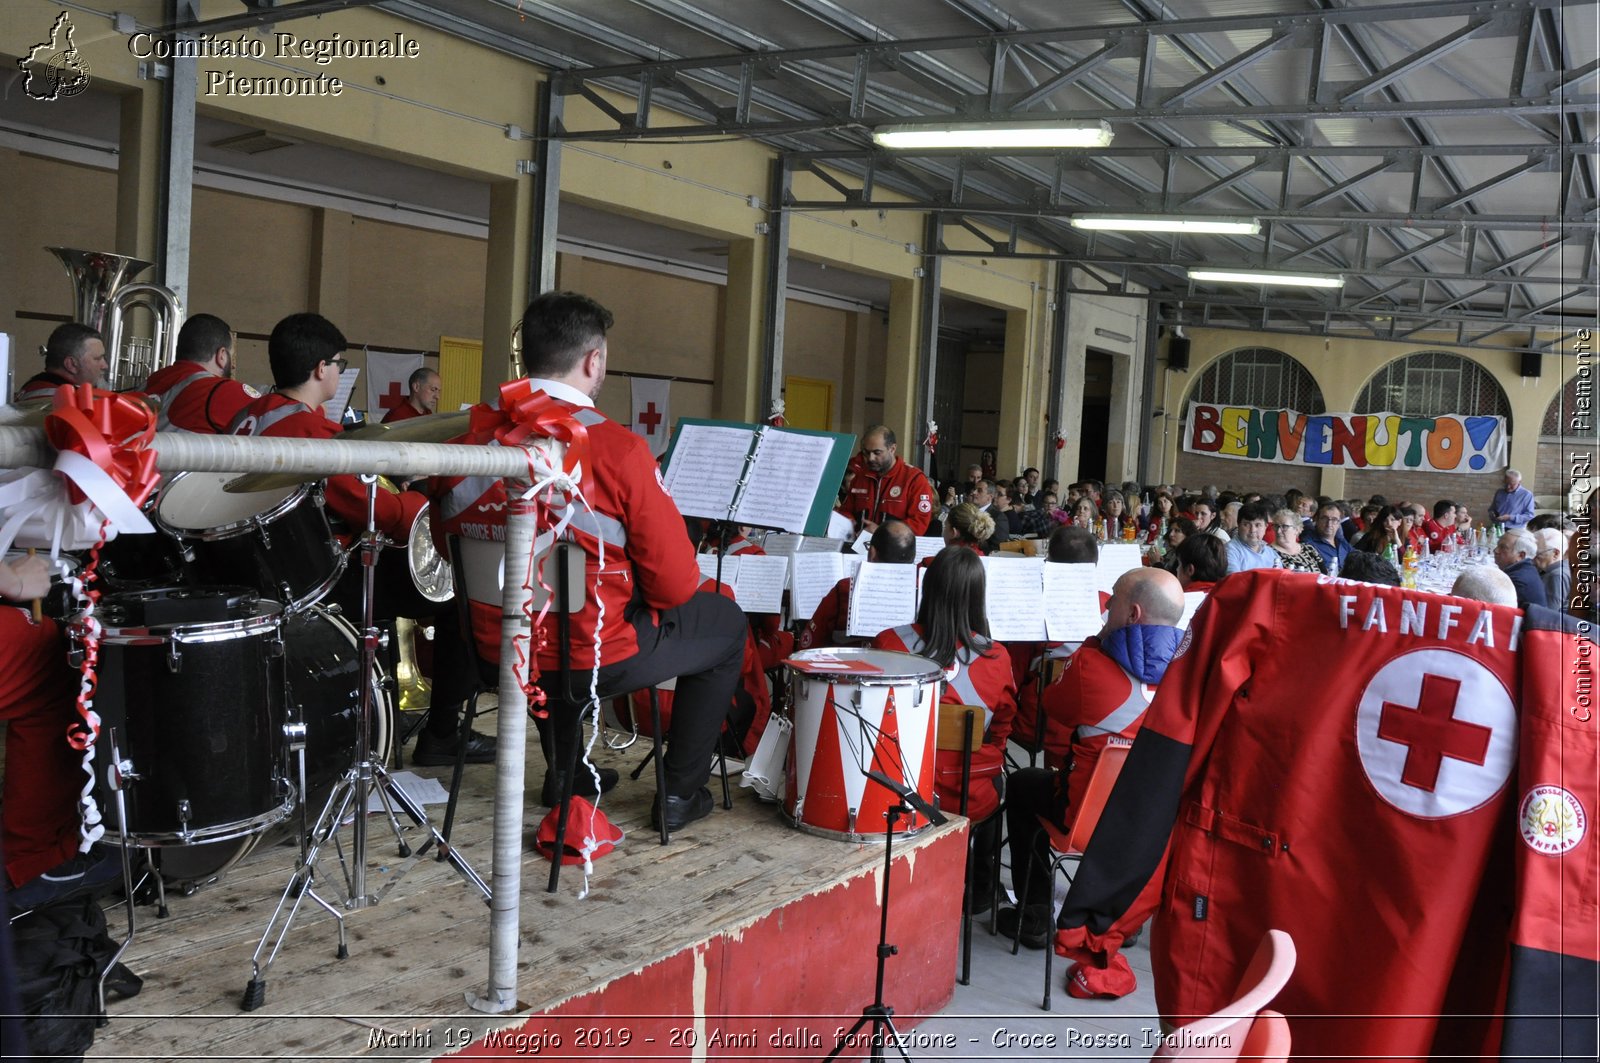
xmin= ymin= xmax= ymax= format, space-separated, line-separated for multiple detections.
xmin=469 ymin=379 xmax=591 ymax=490
xmin=924 ymin=419 xmax=939 ymax=452
xmin=45 ymin=384 xmax=161 ymax=509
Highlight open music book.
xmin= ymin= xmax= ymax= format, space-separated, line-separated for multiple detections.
xmin=694 ymin=553 xmax=789 ymax=613
xmin=661 ymin=418 xmax=854 ymax=535
xmin=789 ymin=551 xmax=864 ymax=628
xmin=845 ymin=561 xmax=924 ymax=638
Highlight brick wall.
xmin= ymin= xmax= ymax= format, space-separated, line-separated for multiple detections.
xmin=1174 ymin=451 xmax=1322 ymax=497
xmin=1341 ymin=468 xmax=1504 ymax=510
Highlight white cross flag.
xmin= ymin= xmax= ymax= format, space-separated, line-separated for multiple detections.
xmin=630 ymin=376 xmax=671 ymax=457
xmin=366 ymin=350 xmax=424 ymax=421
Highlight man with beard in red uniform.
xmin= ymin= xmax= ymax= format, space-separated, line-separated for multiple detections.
xmin=17 ymin=324 xmax=107 ymax=399
xmin=845 ymin=426 xmax=934 ymax=535
xmin=142 ymin=314 xmax=254 ymax=434
xmin=435 ymin=292 xmax=746 ymax=829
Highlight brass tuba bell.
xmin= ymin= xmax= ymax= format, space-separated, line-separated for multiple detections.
xmin=47 ymin=246 xmax=184 ymax=390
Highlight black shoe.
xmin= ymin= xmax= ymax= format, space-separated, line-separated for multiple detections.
xmin=996 ymin=904 xmax=1053 ymax=950
xmin=411 ymin=728 xmax=497 ymax=767
xmin=651 ymin=787 xmax=714 ymax=832
xmin=540 ymin=765 xmax=621 ymax=806
xmin=8 ymin=850 xmax=122 ymax=911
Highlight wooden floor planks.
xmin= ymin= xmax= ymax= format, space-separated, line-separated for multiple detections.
xmin=83 ymin=720 xmax=959 ymax=1061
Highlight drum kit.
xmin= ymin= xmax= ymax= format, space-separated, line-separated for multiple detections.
xmin=14 ymin=412 xmax=491 ymax=1007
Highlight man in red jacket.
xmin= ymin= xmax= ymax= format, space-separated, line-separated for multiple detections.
xmin=227 ymin=315 xmax=474 ymax=763
xmin=844 ymin=426 xmax=934 ymax=535
xmin=997 ymin=567 xmax=1184 ymax=953
xmin=797 ymin=519 xmax=916 ymax=651
xmin=436 ymin=292 xmax=746 ymax=830
xmin=381 ymin=367 xmax=441 ymax=423
xmin=142 ymin=313 xmax=254 ymax=433
xmin=16 ymin=323 xmax=107 ymax=399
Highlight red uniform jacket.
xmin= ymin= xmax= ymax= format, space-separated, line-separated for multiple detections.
xmin=1039 ymin=635 xmax=1157 ymax=801
xmin=1056 ymin=570 xmax=1522 ymax=1062
xmin=142 ymin=361 xmax=253 ymax=434
xmin=799 ymin=576 xmax=855 ymax=651
xmin=1502 ymin=606 xmax=1599 ymax=1062
xmin=845 ymin=457 xmax=934 ymax=534
xmin=230 ymin=392 xmax=425 ymax=543
xmin=433 ymin=387 xmax=700 ymax=670
xmin=1422 ymin=517 xmax=1457 ymax=552
xmin=16 ymin=370 xmax=73 ymax=400
xmin=382 ymin=401 xmax=425 ymax=424
xmin=869 ymin=623 xmax=1016 ymax=821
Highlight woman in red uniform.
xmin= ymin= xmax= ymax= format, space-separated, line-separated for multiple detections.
xmin=870 ymin=546 xmax=1015 ymax=914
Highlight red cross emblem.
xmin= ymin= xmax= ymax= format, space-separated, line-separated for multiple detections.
xmin=378 ymin=379 xmax=406 ymax=411
xmin=1355 ymin=648 xmax=1515 ymax=819
xmin=636 ymin=401 xmax=663 ymax=435
xmin=1376 ymin=673 xmax=1491 ymax=791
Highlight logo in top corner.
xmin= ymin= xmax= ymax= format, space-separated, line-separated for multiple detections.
xmin=19 ymin=12 xmax=92 ymax=101
xmin=1519 ymin=785 xmax=1586 ymax=855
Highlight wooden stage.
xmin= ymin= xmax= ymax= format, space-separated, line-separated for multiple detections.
xmin=86 ymin=714 xmax=968 ymax=1061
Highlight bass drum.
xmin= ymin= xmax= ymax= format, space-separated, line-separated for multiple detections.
xmin=153 ymin=605 xmax=393 ymax=886
xmin=282 ymin=604 xmax=394 ymax=819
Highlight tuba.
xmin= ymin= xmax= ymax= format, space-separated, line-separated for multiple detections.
xmin=47 ymin=246 xmax=184 ymax=391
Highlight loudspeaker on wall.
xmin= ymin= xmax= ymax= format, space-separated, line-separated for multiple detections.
xmin=1169 ymin=335 xmax=1191 ymax=371
xmin=1519 ymin=351 xmax=1541 ymax=378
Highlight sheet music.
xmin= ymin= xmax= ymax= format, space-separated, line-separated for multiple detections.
xmin=1044 ymin=562 xmax=1103 ymax=643
xmin=800 ymin=535 xmax=845 ymax=553
xmin=790 ymin=552 xmax=861 ymax=626
xmin=762 ymin=533 xmax=803 ymax=558
xmin=661 ymin=424 xmax=752 ymax=519
xmin=914 ymin=536 xmax=945 ymax=561
xmin=981 ymin=556 xmax=1048 ymax=642
xmin=846 ymin=561 xmax=921 ymax=638
xmin=323 ymin=367 xmax=360 ymax=421
xmin=1179 ymin=590 xmax=1209 ymax=631
xmin=695 ymin=553 xmax=730 ymax=585
xmin=729 ymin=554 xmax=788 ymax=613
xmin=850 ymin=530 xmax=871 ymax=555
xmin=734 ymin=429 xmax=837 ymax=532
xmin=1096 ymin=543 xmax=1144 ymax=594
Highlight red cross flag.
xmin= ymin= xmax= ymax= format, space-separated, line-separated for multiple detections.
xmin=630 ymin=377 xmax=671 ymax=457
xmin=366 ymin=350 xmax=424 ymax=420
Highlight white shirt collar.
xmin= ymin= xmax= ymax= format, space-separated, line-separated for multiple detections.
xmin=525 ymin=376 xmax=594 ymax=409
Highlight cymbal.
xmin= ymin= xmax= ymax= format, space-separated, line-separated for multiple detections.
xmin=223 ymin=411 xmax=471 ymax=493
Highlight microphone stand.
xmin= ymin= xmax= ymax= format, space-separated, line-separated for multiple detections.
xmin=823 ymin=772 xmax=943 ymax=1063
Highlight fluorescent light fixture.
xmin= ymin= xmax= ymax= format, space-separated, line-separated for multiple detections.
xmin=872 ymin=120 xmax=1113 ymax=150
xmin=1073 ymin=215 xmax=1261 ymax=235
xmin=1187 ymin=268 xmax=1345 ymax=289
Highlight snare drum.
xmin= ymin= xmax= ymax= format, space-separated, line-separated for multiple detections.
xmin=784 ymin=648 xmax=943 ymax=841
xmin=91 ymin=586 xmax=294 ymax=850
xmin=155 ymin=471 xmax=345 ymax=611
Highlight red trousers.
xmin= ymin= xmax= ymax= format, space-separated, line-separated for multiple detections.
xmin=1 ymin=607 xmax=84 ymax=886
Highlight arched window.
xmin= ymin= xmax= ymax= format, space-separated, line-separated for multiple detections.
xmin=1183 ymin=347 xmax=1325 ymax=413
xmin=1541 ymin=372 xmax=1593 ymax=438
xmin=1354 ymin=351 xmax=1512 ymax=432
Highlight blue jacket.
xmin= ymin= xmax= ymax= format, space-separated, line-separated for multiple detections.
xmin=1100 ymin=623 xmax=1185 ymax=686
xmin=1305 ymin=530 xmax=1352 ymax=575
xmin=1502 ymin=558 xmax=1548 ymax=611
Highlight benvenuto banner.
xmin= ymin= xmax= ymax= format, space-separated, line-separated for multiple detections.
xmin=1183 ymin=403 xmax=1507 ymax=473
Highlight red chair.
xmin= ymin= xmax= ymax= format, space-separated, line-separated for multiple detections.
xmin=1012 ymin=736 xmax=1133 ymax=1010
xmin=1152 ymin=929 xmax=1296 ymax=1061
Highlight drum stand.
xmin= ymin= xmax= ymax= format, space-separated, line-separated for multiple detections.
xmin=241 ymin=478 xmax=489 ymax=1011
xmin=823 ymin=773 xmax=945 ymax=1063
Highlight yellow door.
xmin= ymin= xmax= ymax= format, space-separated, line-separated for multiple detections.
xmin=784 ymin=376 xmax=833 ymax=431
xmin=438 ymin=336 xmax=483 ymax=411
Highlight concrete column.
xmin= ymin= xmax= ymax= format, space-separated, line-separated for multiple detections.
xmin=996 ymin=306 xmax=1033 ymax=477
xmin=484 ymin=177 xmax=533 ymax=396
xmin=308 ymin=208 xmax=352 ymax=324
xmin=839 ymin=308 xmax=872 ymax=439
xmin=883 ymin=277 xmax=922 ymax=448
xmin=719 ymin=236 xmax=764 ymax=422
xmin=116 ymin=86 xmax=161 ymax=263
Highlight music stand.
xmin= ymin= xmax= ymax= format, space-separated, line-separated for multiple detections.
xmin=241 ymin=477 xmax=489 ymax=1011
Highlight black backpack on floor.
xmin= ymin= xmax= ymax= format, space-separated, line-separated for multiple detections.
xmin=8 ymin=896 xmax=142 ymax=1061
